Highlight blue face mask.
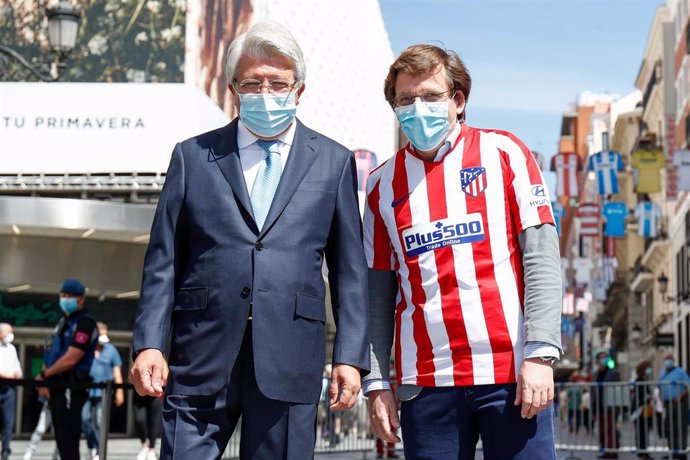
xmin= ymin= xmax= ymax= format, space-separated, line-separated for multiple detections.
xmin=59 ymin=297 xmax=78 ymax=315
xmin=394 ymin=100 xmax=451 ymax=152
xmin=645 ymin=367 xmax=653 ymax=376
xmin=239 ymin=92 xmax=297 ymax=138
xmin=664 ymin=359 xmax=674 ymax=370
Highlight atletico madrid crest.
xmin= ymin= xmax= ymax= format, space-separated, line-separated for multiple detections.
xmin=460 ymin=166 xmax=487 ymax=197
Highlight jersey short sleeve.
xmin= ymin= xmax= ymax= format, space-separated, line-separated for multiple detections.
xmin=70 ymin=317 xmax=97 ymax=352
xmin=501 ymin=134 xmax=555 ymax=232
xmin=363 ymin=168 xmax=394 ymax=271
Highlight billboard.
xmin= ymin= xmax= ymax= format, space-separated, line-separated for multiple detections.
xmin=1 ymin=0 xmax=397 ymax=174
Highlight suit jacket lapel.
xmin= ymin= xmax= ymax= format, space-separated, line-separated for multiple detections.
xmin=209 ymin=120 xmax=257 ymax=230
xmin=260 ymin=120 xmax=319 ymax=236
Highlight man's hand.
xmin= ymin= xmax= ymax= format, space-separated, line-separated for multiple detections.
xmin=367 ymin=389 xmax=401 ymax=443
xmin=130 ymin=349 xmax=168 ymax=398
xmin=34 ymin=374 xmax=49 ymax=399
xmin=514 ymin=357 xmax=554 ymax=419
xmin=329 ymin=364 xmax=361 ymax=410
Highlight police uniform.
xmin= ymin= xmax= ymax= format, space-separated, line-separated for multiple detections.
xmin=44 ymin=308 xmax=98 ymax=459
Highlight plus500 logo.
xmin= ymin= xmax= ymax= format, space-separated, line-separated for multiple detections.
xmin=402 ymin=214 xmax=485 ymax=257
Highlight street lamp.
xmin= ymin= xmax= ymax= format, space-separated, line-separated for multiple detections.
xmin=657 ymin=272 xmax=675 ymax=302
xmin=0 ymin=1 xmax=80 ymax=81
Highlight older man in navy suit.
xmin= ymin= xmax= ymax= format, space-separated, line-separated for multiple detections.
xmin=130 ymin=22 xmax=370 ymax=459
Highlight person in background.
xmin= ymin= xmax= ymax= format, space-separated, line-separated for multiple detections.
xmin=659 ymin=353 xmax=690 ymax=460
xmin=22 ymin=397 xmax=59 ymax=460
xmin=593 ymin=351 xmax=621 ymax=459
xmin=35 ymin=278 xmax=98 ymax=460
xmin=631 ymin=360 xmax=653 ymax=459
xmin=567 ymin=372 xmax=582 ymax=434
xmin=580 ymin=388 xmax=591 ymax=435
xmin=133 ymin=394 xmax=162 ymax=460
xmin=0 ymin=323 xmax=21 ymax=460
xmin=82 ymin=322 xmax=125 ymax=460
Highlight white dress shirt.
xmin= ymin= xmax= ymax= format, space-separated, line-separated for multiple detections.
xmin=237 ymin=120 xmax=296 ymax=194
xmin=0 ymin=343 xmax=22 ymax=378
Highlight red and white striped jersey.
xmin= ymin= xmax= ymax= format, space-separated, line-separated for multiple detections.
xmin=550 ymin=152 xmax=582 ymax=197
xmin=363 ymin=124 xmax=554 ymax=387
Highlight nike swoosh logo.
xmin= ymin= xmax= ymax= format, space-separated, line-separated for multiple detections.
xmin=391 ymin=193 xmax=411 ymax=208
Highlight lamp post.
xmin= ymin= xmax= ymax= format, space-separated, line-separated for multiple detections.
xmin=0 ymin=0 xmax=80 ymax=81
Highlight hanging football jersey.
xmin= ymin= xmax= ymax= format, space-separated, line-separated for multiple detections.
xmin=632 ymin=149 xmax=665 ymax=193
xmin=587 ymin=150 xmax=624 ymax=194
xmin=673 ymin=149 xmax=690 ymax=192
xmin=601 ymin=202 xmax=628 ymax=237
xmin=634 ymin=201 xmax=661 ymax=238
xmin=551 ymin=152 xmax=582 ymax=197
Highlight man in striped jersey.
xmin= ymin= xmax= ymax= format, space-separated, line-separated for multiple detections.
xmin=363 ymin=44 xmax=562 ymax=459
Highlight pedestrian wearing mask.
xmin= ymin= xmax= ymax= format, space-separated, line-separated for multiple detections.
xmin=0 ymin=323 xmax=21 ymax=460
xmin=130 ymin=21 xmax=369 ymax=459
xmin=363 ymin=44 xmax=561 ymax=460
xmin=659 ymin=353 xmax=690 ymax=459
xmin=36 ymin=279 xmax=98 ymax=460
xmin=631 ymin=360 xmax=653 ymax=459
xmin=82 ymin=322 xmax=125 ymax=460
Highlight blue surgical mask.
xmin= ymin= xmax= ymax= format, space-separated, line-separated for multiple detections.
xmin=395 ymin=100 xmax=451 ymax=152
xmin=664 ymin=359 xmax=674 ymax=370
xmin=59 ymin=297 xmax=78 ymax=315
xmin=645 ymin=367 xmax=653 ymax=376
xmin=239 ymin=93 xmax=297 ymax=138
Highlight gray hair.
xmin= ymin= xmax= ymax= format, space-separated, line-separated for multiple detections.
xmin=225 ymin=21 xmax=306 ymax=85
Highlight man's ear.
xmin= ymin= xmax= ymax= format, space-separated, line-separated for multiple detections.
xmin=454 ymin=91 xmax=466 ymax=117
xmin=295 ymin=83 xmax=306 ymax=105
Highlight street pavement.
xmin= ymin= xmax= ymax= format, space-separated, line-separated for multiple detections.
xmin=5 ymin=437 xmax=675 ymax=460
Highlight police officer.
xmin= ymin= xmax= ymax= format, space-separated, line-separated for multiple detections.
xmin=35 ymin=279 xmax=98 ymax=460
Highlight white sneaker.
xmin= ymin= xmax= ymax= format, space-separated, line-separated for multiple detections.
xmin=91 ymin=448 xmax=99 ymax=460
xmin=146 ymin=449 xmax=158 ymax=460
xmin=136 ymin=447 xmax=149 ymax=460
xmin=22 ymin=453 xmax=32 ymax=460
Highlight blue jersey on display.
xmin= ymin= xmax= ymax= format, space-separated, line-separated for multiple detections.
xmin=587 ymin=150 xmax=624 ymax=195
xmin=634 ymin=201 xmax=661 ymax=238
xmin=602 ymin=202 xmax=628 ymax=237
xmin=553 ymin=202 xmax=565 ymax=234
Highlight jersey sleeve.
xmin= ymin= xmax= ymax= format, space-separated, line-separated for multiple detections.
xmin=550 ymin=155 xmax=557 ymax=172
xmin=363 ymin=173 xmax=393 ymax=271
xmin=616 ymin=152 xmax=624 ymax=171
xmin=632 ymin=152 xmax=639 ymax=169
xmin=587 ymin=155 xmax=594 ymax=171
xmin=501 ymin=133 xmax=555 ymax=232
xmin=70 ymin=317 xmax=97 ymax=352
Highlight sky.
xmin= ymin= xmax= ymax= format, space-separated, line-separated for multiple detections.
xmin=379 ymin=0 xmax=662 ymax=159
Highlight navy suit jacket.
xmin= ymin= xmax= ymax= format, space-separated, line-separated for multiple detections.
xmin=132 ymin=119 xmax=370 ymax=404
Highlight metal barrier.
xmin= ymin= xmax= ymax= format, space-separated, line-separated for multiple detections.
xmin=0 ymin=377 xmax=381 ymax=459
xmin=555 ymin=380 xmax=690 ymax=459
xmin=222 ymin=397 xmax=379 ymax=458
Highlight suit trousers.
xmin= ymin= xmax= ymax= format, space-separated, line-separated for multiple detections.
xmin=400 ymin=383 xmax=556 ymax=460
xmin=160 ymin=323 xmax=318 ymax=460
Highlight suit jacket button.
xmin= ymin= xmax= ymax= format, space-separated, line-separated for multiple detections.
xmin=255 ymin=242 xmax=263 ymax=251
xmin=241 ymin=287 xmax=251 ymax=297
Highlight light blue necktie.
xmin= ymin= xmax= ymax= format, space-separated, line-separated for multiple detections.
xmin=251 ymin=139 xmax=282 ymax=230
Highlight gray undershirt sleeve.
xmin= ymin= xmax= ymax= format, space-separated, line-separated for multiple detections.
xmin=518 ymin=224 xmax=563 ymax=352
xmin=363 ymin=269 xmax=397 ymax=384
